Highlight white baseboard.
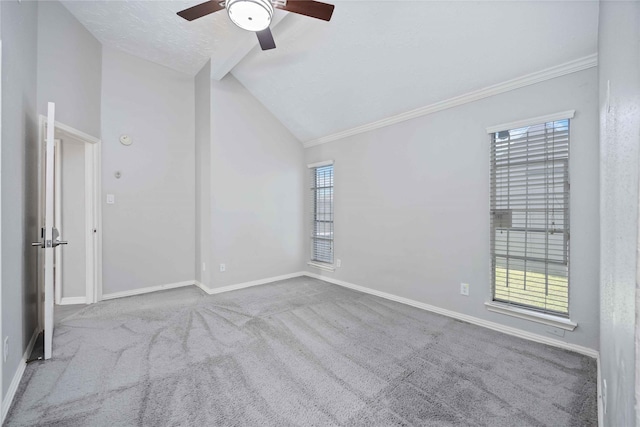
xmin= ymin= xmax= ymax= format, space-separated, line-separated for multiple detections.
xmin=2 ymin=329 xmax=39 ymax=423
xmin=194 ymin=280 xmax=209 ymax=294
xmin=195 ymin=272 xmax=306 ymax=295
xmin=304 ymin=272 xmax=599 ymax=359
xmin=101 ymin=272 xmax=307 ymax=301
xmin=59 ymin=296 xmax=86 ymax=305
xmin=101 ymin=281 xmax=195 ymax=301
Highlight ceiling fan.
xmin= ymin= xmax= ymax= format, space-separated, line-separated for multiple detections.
xmin=177 ymin=0 xmax=335 ymax=51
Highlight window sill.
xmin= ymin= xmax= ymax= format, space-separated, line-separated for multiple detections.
xmin=307 ymin=261 xmax=335 ymax=272
xmin=485 ymin=301 xmax=577 ymax=331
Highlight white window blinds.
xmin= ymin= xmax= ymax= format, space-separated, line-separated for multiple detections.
xmin=490 ymin=118 xmax=570 ymax=316
xmin=310 ymin=164 xmax=334 ymax=264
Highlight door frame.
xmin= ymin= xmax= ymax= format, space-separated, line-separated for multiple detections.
xmin=0 ymin=40 xmax=4 ymax=407
xmin=36 ymin=117 xmax=102 ymax=330
xmin=53 ymin=140 xmax=61 ymax=305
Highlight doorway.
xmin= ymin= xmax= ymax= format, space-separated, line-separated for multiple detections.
xmin=36 ymin=117 xmax=102 ymax=336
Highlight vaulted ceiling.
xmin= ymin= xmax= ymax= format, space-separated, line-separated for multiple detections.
xmin=62 ymin=0 xmax=599 ymax=143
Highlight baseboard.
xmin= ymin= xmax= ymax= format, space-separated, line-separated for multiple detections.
xmin=194 ymin=280 xmax=209 ymax=294
xmin=304 ymin=272 xmax=599 ymax=359
xmin=196 ymin=272 xmax=306 ymax=295
xmin=101 ymin=273 xmax=307 ymax=301
xmin=59 ymin=296 xmax=86 ymax=305
xmin=101 ymin=281 xmax=195 ymax=301
xmin=1 ymin=329 xmax=38 ymax=423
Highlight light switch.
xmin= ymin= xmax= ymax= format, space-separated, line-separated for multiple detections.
xmin=106 ymin=194 xmax=115 ymax=204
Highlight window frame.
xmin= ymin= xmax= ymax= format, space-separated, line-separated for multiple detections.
xmin=308 ymin=160 xmax=334 ymax=270
xmin=486 ymin=111 xmax=575 ymax=324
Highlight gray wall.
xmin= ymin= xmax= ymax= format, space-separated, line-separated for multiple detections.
xmin=195 ymin=61 xmax=212 ymax=287
xmin=305 ymin=69 xmax=600 ymax=350
xmin=205 ymin=74 xmax=305 ymax=288
xmin=36 ymin=0 xmax=101 ymax=138
xmin=101 ymin=47 xmax=195 ymax=295
xmin=598 ymin=2 xmax=640 ymax=426
xmin=36 ymin=0 xmax=101 ymax=300
xmin=1 ymin=0 xmax=39 ymax=396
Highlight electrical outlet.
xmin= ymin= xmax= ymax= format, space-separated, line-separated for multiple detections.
xmin=460 ymin=283 xmax=470 ymax=296
xmin=336 ymin=259 xmax=342 ymax=268
xmin=3 ymin=337 xmax=8 ymax=362
xmin=202 ymin=262 xmax=206 ymax=272
xmin=602 ymin=379 xmax=607 ymax=414
xmin=219 ymin=263 xmax=226 ymax=272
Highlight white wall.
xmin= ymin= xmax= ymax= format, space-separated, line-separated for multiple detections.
xmin=203 ymin=73 xmax=305 ymax=289
xmin=37 ymin=0 xmax=101 ymax=138
xmin=32 ymin=0 xmax=101 ymax=304
xmin=597 ymin=2 xmax=640 ymax=426
xmin=37 ymin=2 xmax=197 ymax=298
xmin=305 ymin=69 xmax=600 ymax=351
xmin=60 ymin=139 xmax=86 ymax=299
xmin=1 ymin=0 xmax=39 ymax=397
xmin=101 ymin=47 xmax=195 ymax=295
xmin=195 ymin=61 xmax=212 ymax=287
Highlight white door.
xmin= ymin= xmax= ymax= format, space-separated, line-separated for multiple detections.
xmin=33 ymin=103 xmax=67 ymax=360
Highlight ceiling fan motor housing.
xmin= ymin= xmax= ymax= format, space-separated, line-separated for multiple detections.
xmin=177 ymin=0 xmax=333 ymax=51
xmin=226 ymin=0 xmax=274 ymax=32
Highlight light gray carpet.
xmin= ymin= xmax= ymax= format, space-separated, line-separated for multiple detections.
xmin=6 ymin=277 xmax=597 ymax=426
xmin=54 ymin=304 xmax=86 ymax=325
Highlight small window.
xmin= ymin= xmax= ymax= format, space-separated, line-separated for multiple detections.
xmin=490 ymin=119 xmax=570 ymax=316
xmin=310 ymin=164 xmax=334 ymax=264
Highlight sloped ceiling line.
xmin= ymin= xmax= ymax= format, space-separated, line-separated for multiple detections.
xmin=303 ymin=54 xmax=598 ymax=148
xmin=231 ymin=1 xmax=599 ymax=142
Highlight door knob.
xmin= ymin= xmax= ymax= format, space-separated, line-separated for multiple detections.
xmin=31 ymin=241 xmax=44 ymax=247
xmin=51 ymin=228 xmax=67 ymax=247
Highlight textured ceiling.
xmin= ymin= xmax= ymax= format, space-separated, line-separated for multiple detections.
xmin=61 ymin=0 xmax=287 ymax=76
xmin=62 ymin=1 xmax=599 ymax=143
xmin=231 ymin=1 xmax=599 ymax=142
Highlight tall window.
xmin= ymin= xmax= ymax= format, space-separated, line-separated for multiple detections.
xmin=490 ymin=118 xmax=570 ymax=316
xmin=310 ymin=163 xmax=334 ymax=264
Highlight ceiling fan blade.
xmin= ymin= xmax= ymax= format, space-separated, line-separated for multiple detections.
xmin=256 ymin=28 xmax=276 ymax=50
xmin=275 ymin=0 xmax=335 ymax=21
xmin=177 ymin=1 xmax=225 ymax=21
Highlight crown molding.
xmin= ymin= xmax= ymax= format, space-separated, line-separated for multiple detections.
xmin=303 ymin=53 xmax=598 ymax=148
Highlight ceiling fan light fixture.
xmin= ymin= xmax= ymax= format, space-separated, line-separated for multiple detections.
xmin=226 ymin=0 xmax=274 ymax=32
